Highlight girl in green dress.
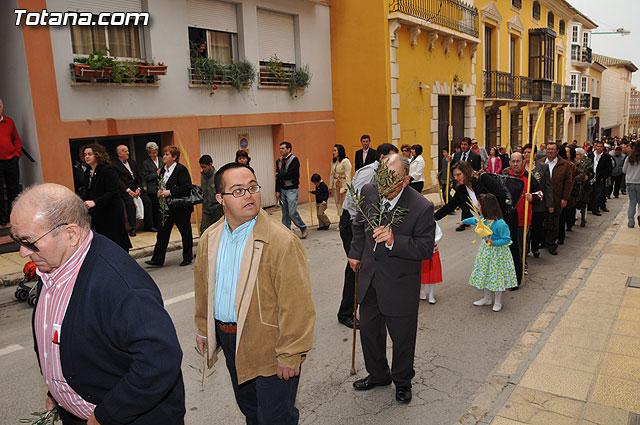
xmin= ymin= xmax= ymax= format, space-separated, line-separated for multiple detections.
xmin=460 ymin=193 xmax=518 ymax=312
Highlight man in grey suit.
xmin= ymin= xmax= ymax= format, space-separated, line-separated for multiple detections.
xmin=348 ymin=154 xmax=435 ymax=404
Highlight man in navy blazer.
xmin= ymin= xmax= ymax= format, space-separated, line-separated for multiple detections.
xmin=11 ymin=183 xmax=185 ymax=425
xmin=354 ymin=134 xmax=378 ymax=171
xmin=348 ymin=154 xmax=435 ymax=405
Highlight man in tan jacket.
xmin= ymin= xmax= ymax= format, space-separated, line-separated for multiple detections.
xmin=194 ymin=162 xmax=315 ymax=425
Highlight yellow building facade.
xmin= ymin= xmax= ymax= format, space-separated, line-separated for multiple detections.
xmin=331 ymin=0 xmax=480 ymax=188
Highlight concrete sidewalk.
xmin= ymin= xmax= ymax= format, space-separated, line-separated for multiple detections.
xmin=0 ymin=191 xmax=444 ymax=286
xmin=459 ymin=203 xmax=640 ymax=425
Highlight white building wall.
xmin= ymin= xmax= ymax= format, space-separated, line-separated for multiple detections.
xmin=600 ymin=67 xmax=629 ymax=132
xmin=47 ymin=0 xmax=332 ymax=121
xmin=0 ymin=0 xmax=44 ymax=186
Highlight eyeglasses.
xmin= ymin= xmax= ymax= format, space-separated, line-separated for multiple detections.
xmin=220 ymin=185 xmax=261 ymax=198
xmin=401 ymin=149 xmax=409 ymax=152
xmin=11 ymin=223 xmax=68 ymax=252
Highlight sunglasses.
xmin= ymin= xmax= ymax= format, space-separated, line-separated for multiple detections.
xmin=11 ymin=223 xmax=68 ymax=252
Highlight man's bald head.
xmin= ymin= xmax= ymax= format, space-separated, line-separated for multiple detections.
xmin=510 ymin=152 xmax=524 ymax=173
xmin=116 ymin=145 xmax=130 ymax=160
xmin=12 ymin=183 xmax=91 ymax=232
xmin=384 ymin=153 xmax=410 ymax=177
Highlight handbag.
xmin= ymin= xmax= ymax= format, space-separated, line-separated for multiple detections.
xmin=133 ymin=196 xmax=144 ymax=219
xmin=167 ymin=185 xmax=203 ymax=208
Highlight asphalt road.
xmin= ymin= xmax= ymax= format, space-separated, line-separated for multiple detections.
xmin=0 ymin=197 xmax=626 ymax=425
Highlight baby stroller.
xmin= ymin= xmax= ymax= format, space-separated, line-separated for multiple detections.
xmin=14 ymin=261 xmax=38 ymax=306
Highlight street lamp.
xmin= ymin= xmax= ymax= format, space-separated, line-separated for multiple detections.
xmin=592 ymin=28 xmax=631 ymax=36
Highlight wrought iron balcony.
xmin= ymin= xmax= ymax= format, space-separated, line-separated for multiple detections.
xmin=580 ymin=93 xmax=591 ymax=109
xmin=389 ymin=0 xmax=479 ymax=38
xmin=553 ymin=83 xmax=562 ymax=102
xmin=563 ymin=85 xmax=571 ymax=103
xmin=514 ymin=76 xmax=532 ymax=100
xmin=582 ymin=47 xmax=592 ymax=64
xmin=570 ymin=92 xmax=579 ymax=108
xmin=483 ymin=71 xmax=513 ymax=99
xmin=592 ymin=96 xmax=599 ymax=110
xmin=532 ymin=80 xmax=552 ymax=102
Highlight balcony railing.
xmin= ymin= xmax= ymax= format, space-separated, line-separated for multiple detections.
xmin=570 ymin=92 xmax=579 ymax=108
xmin=580 ymin=93 xmax=591 ymax=109
xmin=532 ymin=80 xmax=552 ymax=102
xmin=553 ymin=83 xmax=562 ymax=102
xmin=592 ymin=96 xmax=600 ymax=110
xmin=571 ymin=45 xmax=581 ymax=62
xmin=563 ymin=85 xmax=571 ymax=103
xmin=582 ymin=46 xmax=592 ymax=64
xmin=514 ymin=76 xmax=532 ymax=100
xmin=483 ymin=71 xmax=513 ymax=99
xmin=389 ymin=0 xmax=479 ymax=38
xmin=570 ymin=92 xmax=593 ymax=109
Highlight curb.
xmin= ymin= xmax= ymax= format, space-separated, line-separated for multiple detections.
xmin=456 ymin=207 xmax=625 ymax=425
xmin=0 ymin=237 xmax=200 ymax=288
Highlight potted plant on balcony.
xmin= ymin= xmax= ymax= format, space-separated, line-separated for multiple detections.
xmin=288 ymin=65 xmax=311 ymax=98
xmin=263 ymin=54 xmax=288 ymax=86
xmin=137 ymin=59 xmax=168 ymax=76
xmin=73 ymin=48 xmax=116 ymax=78
xmin=228 ymin=60 xmax=256 ymax=92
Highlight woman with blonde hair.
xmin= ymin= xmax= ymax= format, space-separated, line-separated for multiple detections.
xmin=329 ymin=144 xmax=352 ymax=216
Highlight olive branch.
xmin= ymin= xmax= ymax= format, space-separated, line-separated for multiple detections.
xmin=19 ymin=409 xmax=59 ymax=424
xmin=190 ymin=345 xmax=215 ymax=391
xmin=347 ymin=161 xmax=409 ymax=251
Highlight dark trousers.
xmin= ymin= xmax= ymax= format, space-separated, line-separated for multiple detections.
xmin=409 ymin=181 xmax=424 ymax=193
xmin=530 ymin=211 xmax=546 ymax=253
xmin=216 ymin=324 xmax=300 ymax=425
xmin=121 ymin=191 xmax=153 ymax=229
xmin=545 ymin=208 xmax=563 ymax=250
xmin=564 ymin=205 xmax=577 ymax=231
xmin=505 ymin=212 xmax=522 ymax=285
xmin=590 ymin=180 xmax=606 ymax=212
xmin=57 ymin=406 xmax=87 ymax=425
xmin=0 ymin=156 xmax=19 ymax=220
xmin=612 ymin=174 xmax=624 ymax=197
xmin=149 ymin=190 xmax=160 ymax=229
xmin=359 ymin=285 xmax=418 ymax=387
xmin=151 ymin=208 xmax=193 ymax=264
xmin=338 ymin=210 xmax=356 ymax=321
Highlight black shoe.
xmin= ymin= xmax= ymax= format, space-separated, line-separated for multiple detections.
xmin=548 ymin=248 xmax=558 ymax=255
xmin=509 ymin=286 xmax=521 ymax=291
xmin=566 ymin=227 xmax=573 ymax=232
xmin=144 ymin=260 xmax=162 ymax=267
xmin=558 ymin=240 xmax=564 ymax=245
xmin=353 ymin=376 xmax=392 ymax=391
xmin=602 ymin=207 xmax=610 ymax=212
xmin=338 ymin=316 xmax=359 ymax=329
xmin=455 ymin=225 xmax=466 ymax=232
xmin=532 ymin=250 xmax=540 ymax=258
xmin=145 ymin=227 xmax=158 ymax=232
xmin=395 ymin=386 xmax=412 ymax=404
xmin=615 ymin=195 xmax=619 ymax=199
xmin=592 ymin=211 xmax=601 ymax=216
xmin=317 ymin=225 xmax=330 ymax=230
xmin=580 ymin=220 xmax=586 ymax=227
xmin=129 ymin=228 xmax=136 ymax=237
xmin=179 ymin=260 xmax=192 ymax=267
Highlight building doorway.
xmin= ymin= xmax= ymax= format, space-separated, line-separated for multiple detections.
xmin=438 ymin=96 xmax=465 ymax=160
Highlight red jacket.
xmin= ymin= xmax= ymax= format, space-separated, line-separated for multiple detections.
xmin=507 ymin=168 xmax=542 ymax=227
xmin=0 ymin=116 xmax=22 ymax=160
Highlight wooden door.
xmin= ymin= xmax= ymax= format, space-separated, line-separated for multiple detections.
xmin=438 ymin=96 xmax=465 ymax=158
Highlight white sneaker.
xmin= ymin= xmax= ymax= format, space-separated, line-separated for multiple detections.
xmin=492 ymin=303 xmax=503 ymax=312
xmin=473 ymin=298 xmax=492 ymax=306
xmin=428 ymin=296 xmax=436 ymax=304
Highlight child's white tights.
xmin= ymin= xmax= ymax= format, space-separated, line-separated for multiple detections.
xmin=473 ymin=289 xmax=503 ymax=312
xmin=420 ymin=285 xmax=436 ymax=304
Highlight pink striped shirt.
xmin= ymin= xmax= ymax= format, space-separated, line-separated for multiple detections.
xmin=34 ymin=231 xmax=95 ymax=419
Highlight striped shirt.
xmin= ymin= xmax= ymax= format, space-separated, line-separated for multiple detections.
xmin=34 ymin=231 xmax=95 ymax=420
xmin=214 ymin=217 xmax=257 ymax=323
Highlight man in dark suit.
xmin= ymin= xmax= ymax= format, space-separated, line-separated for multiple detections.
xmin=348 ymin=154 xmax=435 ymax=405
xmin=541 ymin=142 xmax=574 ymax=255
xmin=588 ymin=140 xmax=613 ymax=215
xmin=354 ymin=134 xmax=377 ymax=171
xmin=112 ymin=144 xmax=154 ymax=236
xmin=451 ymin=137 xmax=481 ymax=171
xmin=10 ymin=183 xmax=185 ymax=425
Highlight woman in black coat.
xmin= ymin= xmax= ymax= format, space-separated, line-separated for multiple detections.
xmin=81 ymin=144 xmax=132 ymax=252
xmin=434 ymin=160 xmax=523 ymax=287
xmin=145 ymin=145 xmax=194 ymax=267
xmin=141 ymin=141 xmax=162 ymax=229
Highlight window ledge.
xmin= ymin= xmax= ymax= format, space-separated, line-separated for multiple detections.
xmin=70 ymin=82 xmax=159 ymax=87
xmin=257 ymin=84 xmax=289 ymax=89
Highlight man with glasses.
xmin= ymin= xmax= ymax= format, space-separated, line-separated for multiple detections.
xmin=194 ymin=162 xmax=315 ymax=425
xmin=11 ymin=183 xmax=185 ymax=425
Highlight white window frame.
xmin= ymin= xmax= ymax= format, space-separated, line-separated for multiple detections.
xmin=582 ymin=31 xmax=590 ymax=49
xmin=581 ymin=75 xmax=589 ymax=93
xmin=71 ymin=16 xmax=145 ymax=60
xmin=570 ymin=73 xmax=579 ymax=92
xmin=571 ymin=24 xmax=580 ymax=44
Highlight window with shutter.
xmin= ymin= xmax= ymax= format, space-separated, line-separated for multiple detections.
xmin=186 ymin=0 xmax=239 ymax=64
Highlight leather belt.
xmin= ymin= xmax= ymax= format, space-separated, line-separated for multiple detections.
xmin=216 ymin=320 xmax=237 ymax=334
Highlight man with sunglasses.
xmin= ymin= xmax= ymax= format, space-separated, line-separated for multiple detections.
xmin=11 ymin=183 xmax=185 ymax=425
xmin=194 ymin=162 xmax=315 ymax=425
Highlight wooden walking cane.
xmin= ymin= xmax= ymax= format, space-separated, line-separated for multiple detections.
xmin=350 ymin=268 xmax=359 ymax=375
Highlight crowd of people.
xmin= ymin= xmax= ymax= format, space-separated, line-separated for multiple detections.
xmin=10 ymin=126 xmax=640 ymax=425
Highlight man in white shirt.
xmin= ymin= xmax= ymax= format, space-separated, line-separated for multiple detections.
xmin=588 ymin=140 xmax=613 ymax=215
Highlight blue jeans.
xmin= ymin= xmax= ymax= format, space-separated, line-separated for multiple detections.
xmin=280 ymin=189 xmax=306 ymax=231
xmin=216 ymin=325 xmax=301 ymax=425
xmin=628 ymin=183 xmax=640 ymax=227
